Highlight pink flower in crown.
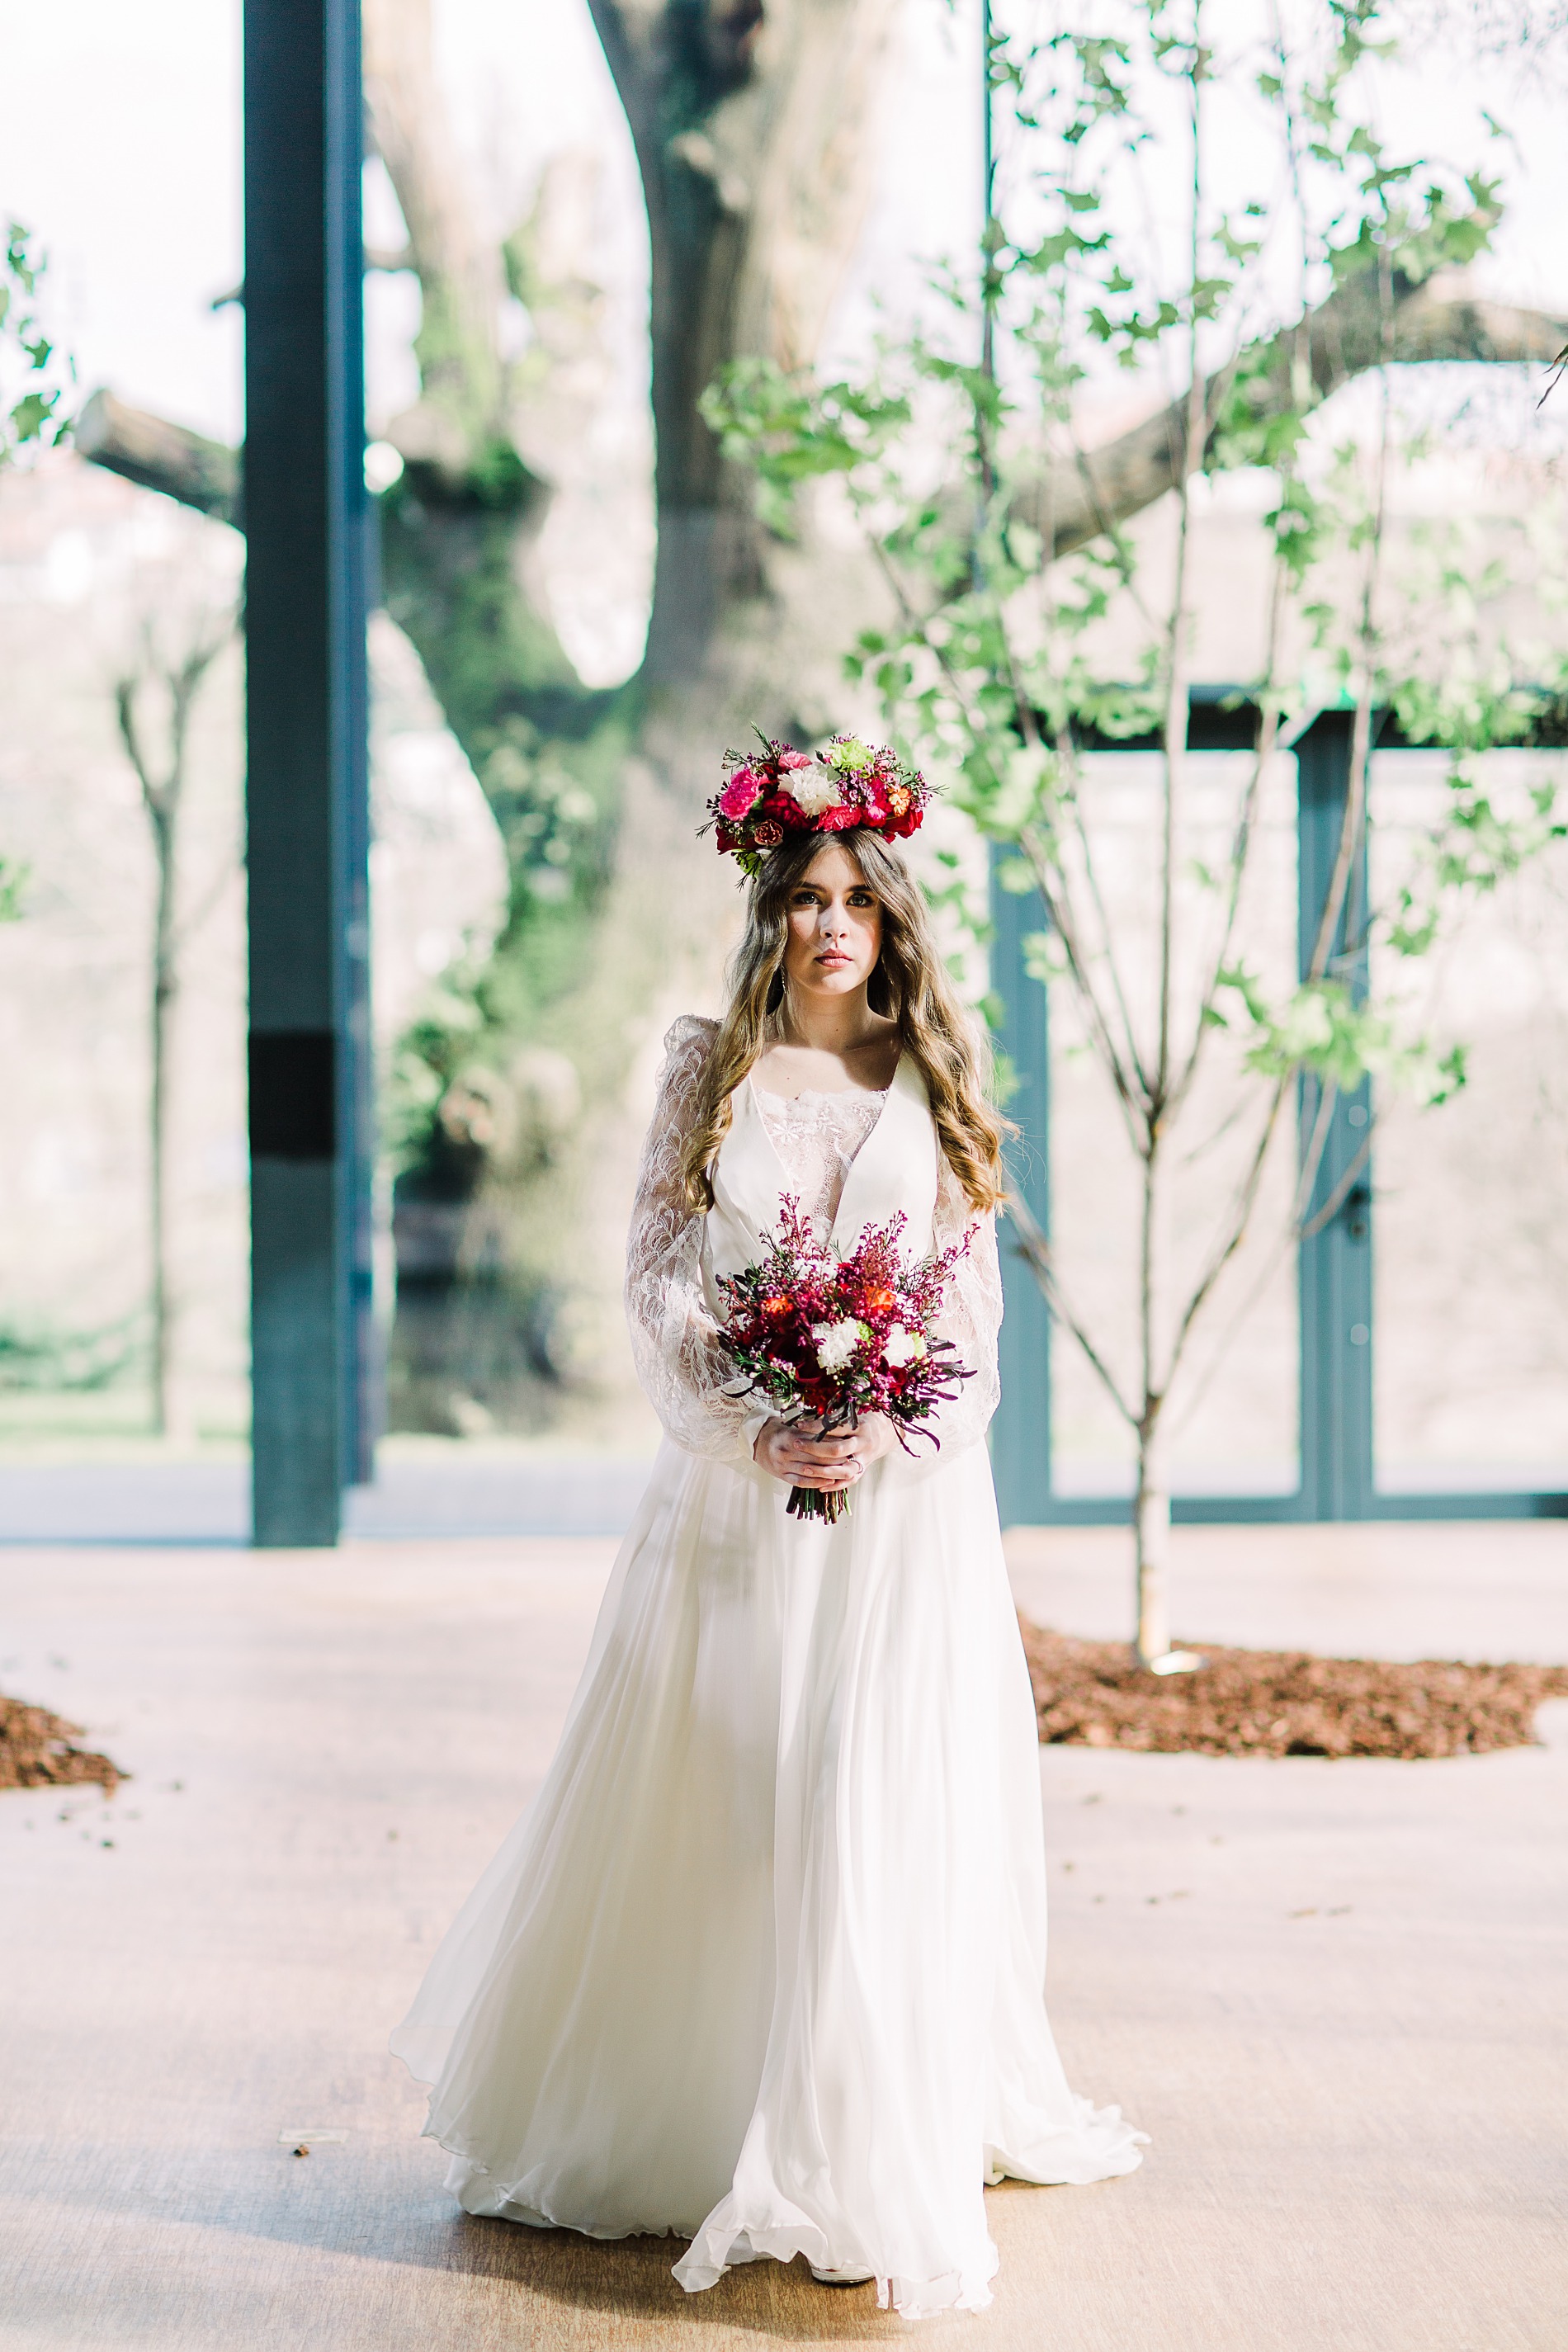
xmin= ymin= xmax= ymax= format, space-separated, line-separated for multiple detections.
xmin=719 ymin=766 xmax=763 ymax=821
xmin=815 ymin=802 xmax=863 ymax=831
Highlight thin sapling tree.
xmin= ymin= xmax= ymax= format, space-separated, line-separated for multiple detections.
xmin=114 ymin=597 xmax=237 ymax=1438
xmin=706 ymin=0 xmax=1568 ymax=1664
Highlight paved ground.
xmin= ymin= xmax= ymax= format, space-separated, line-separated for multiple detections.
xmin=2 ymin=1522 xmax=1566 ymax=2350
xmin=0 ymin=1452 xmax=657 ymax=1543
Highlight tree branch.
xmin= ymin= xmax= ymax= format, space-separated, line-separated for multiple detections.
xmin=1167 ymin=552 xmax=1289 ymax=1119
xmin=78 ymin=390 xmax=239 ymax=524
xmin=1016 ymin=273 xmax=1568 ymax=560
xmin=1059 ymin=744 xmax=1154 ymax=1099
xmin=1163 ymin=1077 xmax=1290 ymax=1392
xmin=78 ymin=267 xmax=1568 ymax=551
xmin=1004 ymin=1187 xmax=1138 ymax=1427
xmin=1016 ymin=827 xmax=1151 ymax=1145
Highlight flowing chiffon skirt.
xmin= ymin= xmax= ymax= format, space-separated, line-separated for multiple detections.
xmin=390 ymin=1435 xmax=1145 ymax=2317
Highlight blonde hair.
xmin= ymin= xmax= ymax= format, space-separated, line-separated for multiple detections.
xmin=680 ymin=830 xmax=1009 ymax=1214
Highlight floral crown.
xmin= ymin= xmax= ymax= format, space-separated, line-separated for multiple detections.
xmin=706 ymin=734 xmax=933 ymax=878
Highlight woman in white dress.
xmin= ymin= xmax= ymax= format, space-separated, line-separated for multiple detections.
xmin=391 ymin=786 xmax=1145 ymax=2318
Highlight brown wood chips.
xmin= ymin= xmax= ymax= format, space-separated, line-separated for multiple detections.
xmin=0 ymin=1695 xmax=125 ymax=1792
xmin=1019 ymin=1622 xmax=1568 ymax=1759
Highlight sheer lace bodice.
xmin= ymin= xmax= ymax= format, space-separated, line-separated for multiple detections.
xmin=624 ymin=1018 xmax=758 ymax=1462
xmin=626 ymin=1017 xmax=1003 ymax=1462
xmin=753 ymin=1084 xmax=886 ymax=1239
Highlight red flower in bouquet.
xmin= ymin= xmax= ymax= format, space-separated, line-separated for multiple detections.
xmin=717 ymin=1197 xmax=974 ymax=1523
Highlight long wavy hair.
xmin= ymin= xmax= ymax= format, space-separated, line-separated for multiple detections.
xmin=680 ymin=829 xmax=1009 ymax=1214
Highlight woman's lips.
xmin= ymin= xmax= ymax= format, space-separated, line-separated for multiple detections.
xmin=816 ymin=952 xmax=852 ymax=967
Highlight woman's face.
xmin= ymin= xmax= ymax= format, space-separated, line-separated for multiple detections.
xmin=781 ymin=841 xmax=884 ymax=1004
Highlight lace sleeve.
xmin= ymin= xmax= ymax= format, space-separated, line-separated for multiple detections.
xmin=624 ymin=1016 xmax=762 ymax=1465
xmin=923 ymin=1154 xmax=1003 ymax=1457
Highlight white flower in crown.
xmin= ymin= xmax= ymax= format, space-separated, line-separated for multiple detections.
xmin=812 ymin=1317 xmax=867 ymax=1373
xmin=882 ymin=1325 xmax=927 ymax=1368
xmin=777 ymin=753 xmax=838 ymax=819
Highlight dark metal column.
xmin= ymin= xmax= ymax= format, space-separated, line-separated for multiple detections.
xmin=989 ymin=857 xmax=1054 ymax=1524
xmin=1295 ymin=711 xmax=1375 ymax=1519
xmin=244 ymin=0 xmax=370 ymax=1543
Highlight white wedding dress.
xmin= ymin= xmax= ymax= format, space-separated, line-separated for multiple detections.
xmin=390 ymin=1017 xmax=1145 ymax=2317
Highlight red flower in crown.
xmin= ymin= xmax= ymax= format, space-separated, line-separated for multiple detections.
xmin=701 ymin=733 xmax=934 ymax=876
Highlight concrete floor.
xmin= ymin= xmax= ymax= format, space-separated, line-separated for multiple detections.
xmin=2 ymin=1522 xmax=1566 ymax=2350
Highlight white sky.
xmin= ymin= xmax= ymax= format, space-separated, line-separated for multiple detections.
xmin=0 ymin=0 xmax=1561 ymax=450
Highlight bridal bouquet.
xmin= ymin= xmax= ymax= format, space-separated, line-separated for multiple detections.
xmin=719 ymin=1197 xmax=973 ymax=1523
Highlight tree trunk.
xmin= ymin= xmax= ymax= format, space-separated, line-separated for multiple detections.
xmin=149 ymin=810 xmax=177 ymax=1438
xmin=1135 ymin=1110 xmax=1174 ymax=1665
xmin=1133 ymin=1405 xmax=1172 ymax=1666
xmin=588 ymin=0 xmax=901 ymax=685
xmin=366 ymin=0 xmax=907 ymax=1421
xmin=362 ymin=0 xmax=590 ymax=749
xmin=117 ymin=649 xmax=222 ymax=1448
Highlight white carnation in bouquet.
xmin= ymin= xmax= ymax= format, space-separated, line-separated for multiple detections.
xmin=812 ymin=1318 xmax=867 ymax=1374
xmin=882 ymin=1325 xmax=928 ymax=1368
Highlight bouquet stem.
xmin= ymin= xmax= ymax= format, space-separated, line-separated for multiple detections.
xmin=786 ymin=1484 xmax=852 ymax=1524
xmin=786 ymin=1404 xmax=857 ymax=1523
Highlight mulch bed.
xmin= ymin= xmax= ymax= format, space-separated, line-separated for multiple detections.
xmin=0 ymin=1694 xmax=126 ymax=1792
xmin=1018 ymin=1621 xmax=1568 ymax=1759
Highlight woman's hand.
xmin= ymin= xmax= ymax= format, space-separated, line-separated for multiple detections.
xmin=753 ymin=1413 xmax=898 ymax=1490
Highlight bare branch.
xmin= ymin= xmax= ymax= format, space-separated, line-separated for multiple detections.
xmin=113 ymin=672 xmax=159 ymax=817
xmin=1296 ymin=1123 xmax=1376 ymax=1241
xmin=1306 ymin=259 xmax=1397 ymax=991
xmin=1057 ymin=732 xmax=1155 ymax=1099
xmin=1163 ymin=1078 xmax=1291 ymax=1391
xmin=1291 ymin=1074 xmax=1339 ymax=1229
xmin=1168 ymin=560 xmax=1289 ymax=1116
xmin=1016 ymin=829 xmax=1151 ymax=1147
xmin=864 ymin=528 xmax=1148 ymax=1138
xmin=1004 ymin=1188 xmax=1139 ymax=1427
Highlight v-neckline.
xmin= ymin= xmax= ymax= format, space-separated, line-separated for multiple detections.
xmin=746 ymin=1059 xmax=904 ymax=1200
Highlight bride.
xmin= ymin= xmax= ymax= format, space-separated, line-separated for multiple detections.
xmin=390 ymin=742 xmax=1145 ymax=2318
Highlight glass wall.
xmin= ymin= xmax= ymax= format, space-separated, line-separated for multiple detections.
xmin=1046 ymin=750 xmax=1300 ymax=1499
xmin=1370 ymin=749 xmax=1568 ymax=1494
